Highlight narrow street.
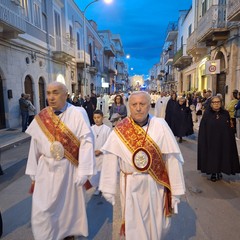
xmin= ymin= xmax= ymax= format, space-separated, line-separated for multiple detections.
xmin=0 ymin=106 xmax=240 ymax=239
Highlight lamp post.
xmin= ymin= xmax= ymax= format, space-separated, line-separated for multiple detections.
xmin=83 ymin=0 xmax=98 ymax=97
xmin=82 ymin=0 xmax=113 ymax=97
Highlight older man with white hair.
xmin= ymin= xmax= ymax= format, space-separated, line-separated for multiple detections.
xmin=25 ymin=81 xmax=95 ymax=240
xmin=99 ymin=91 xmax=185 ymax=239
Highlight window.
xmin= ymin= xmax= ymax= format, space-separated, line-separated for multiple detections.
xmin=34 ymin=2 xmax=41 ymax=28
xmin=77 ymin=32 xmax=80 ymax=50
xmin=202 ymin=0 xmax=208 ymax=17
xmin=188 ymin=24 xmax=192 ymax=37
xmin=42 ymin=13 xmax=47 ymax=31
xmin=54 ymin=11 xmax=61 ymax=37
xmin=41 ymin=0 xmax=47 ymax=31
xmin=69 ymin=25 xmax=73 ymax=47
xmin=21 ymin=0 xmax=29 ymax=20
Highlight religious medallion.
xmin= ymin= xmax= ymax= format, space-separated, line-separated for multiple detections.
xmin=50 ymin=141 xmax=64 ymax=160
xmin=132 ymin=147 xmax=152 ymax=172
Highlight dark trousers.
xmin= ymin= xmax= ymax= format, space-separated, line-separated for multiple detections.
xmin=28 ymin=115 xmax=35 ymax=125
xmin=21 ymin=110 xmax=29 ymax=132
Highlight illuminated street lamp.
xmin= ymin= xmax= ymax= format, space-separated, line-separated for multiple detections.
xmin=82 ymin=0 xmax=113 ymax=96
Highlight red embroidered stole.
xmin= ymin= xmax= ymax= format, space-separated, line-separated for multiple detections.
xmin=114 ymin=117 xmax=172 ymax=216
xmin=35 ymin=107 xmax=80 ymax=166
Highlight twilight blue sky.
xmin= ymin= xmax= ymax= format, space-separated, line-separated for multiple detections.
xmin=75 ymin=0 xmax=192 ymax=78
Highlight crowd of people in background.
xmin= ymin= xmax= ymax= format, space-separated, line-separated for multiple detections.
xmin=19 ymin=88 xmax=240 ymax=141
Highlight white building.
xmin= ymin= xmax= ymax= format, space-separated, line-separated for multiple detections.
xmin=0 ymin=0 xmax=127 ymax=129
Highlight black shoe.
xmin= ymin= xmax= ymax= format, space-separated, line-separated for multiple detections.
xmin=64 ymin=236 xmax=75 ymax=240
xmin=210 ymin=174 xmax=217 ymax=182
xmin=217 ymin=173 xmax=223 ymax=180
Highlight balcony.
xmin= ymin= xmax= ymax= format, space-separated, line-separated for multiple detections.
xmin=164 ymin=74 xmax=173 ymax=83
xmin=227 ymin=0 xmax=240 ymax=21
xmin=89 ymin=60 xmax=99 ymax=75
xmin=165 ymin=22 xmax=178 ymax=42
xmin=52 ymin=37 xmax=75 ymax=62
xmin=108 ymin=59 xmax=117 ymax=74
xmin=197 ymin=5 xmax=229 ymax=45
xmin=116 ymin=67 xmax=125 ymax=75
xmin=187 ymin=30 xmax=207 ymax=58
xmin=115 ymin=57 xmax=124 ymax=65
xmin=75 ymin=50 xmax=90 ymax=66
xmin=173 ymin=45 xmax=192 ymax=69
xmin=164 ymin=50 xmax=174 ymax=65
xmin=0 ymin=2 xmax=26 ymax=39
xmin=104 ymin=46 xmax=115 ymax=57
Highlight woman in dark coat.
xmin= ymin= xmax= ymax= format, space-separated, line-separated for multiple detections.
xmin=197 ymin=96 xmax=240 ymax=182
xmin=172 ymin=97 xmax=194 ymax=143
xmin=165 ymin=92 xmax=178 ymax=133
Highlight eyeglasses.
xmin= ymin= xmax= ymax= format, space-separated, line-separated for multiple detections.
xmin=212 ymin=101 xmax=221 ymax=104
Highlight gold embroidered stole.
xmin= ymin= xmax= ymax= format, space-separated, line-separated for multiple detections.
xmin=115 ymin=117 xmax=172 ymax=216
xmin=35 ymin=107 xmax=80 ymax=166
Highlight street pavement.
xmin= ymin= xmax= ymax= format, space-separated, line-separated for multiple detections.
xmin=0 ymin=108 xmax=240 ymax=239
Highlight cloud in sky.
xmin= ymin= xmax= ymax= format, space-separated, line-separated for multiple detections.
xmin=75 ymin=0 xmax=192 ymax=77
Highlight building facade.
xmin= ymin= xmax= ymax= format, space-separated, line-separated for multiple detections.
xmin=0 ymin=0 xmax=127 ymax=129
xmin=150 ymin=0 xmax=240 ymax=106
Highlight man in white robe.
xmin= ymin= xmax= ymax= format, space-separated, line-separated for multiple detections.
xmin=154 ymin=92 xmax=171 ymax=118
xmin=96 ymin=94 xmax=107 ymax=116
xmin=102 ymin=94 xmax=110 ymax=117
xmin=25 ymin=82 xmax=95 ymax=240
xmin=99 ymin=91 xmax=185 ymax=240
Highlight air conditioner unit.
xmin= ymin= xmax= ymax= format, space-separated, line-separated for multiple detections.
xmin=11 ymin=0 xmax=21 ymax=6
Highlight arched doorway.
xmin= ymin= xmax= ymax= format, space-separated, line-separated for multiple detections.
xmin=215 ymin=52 xmax=226 ymax=104
xmin=38 ymin=77 xmax=45 ymax=110
xmin=0 ymin=75 xmax=6 ymax=129
xmin=24 ymin=75 xmax=34 ymax=103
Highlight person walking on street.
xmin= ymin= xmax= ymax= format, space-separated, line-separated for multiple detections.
xmin=97 ymin=94 xmax=107 ymax=115
xmin=172 ymin=97 xmax=194 ymax=143
xmin=25 ymin=82 xmax=96 ymax=240
xmin=234 ymin=92 xmax=240 ymax=139
xmin=90 ymin=92 xmax=97 ymax=111
xmin=165 ymin=91 xmax=178 ymax=133
xmin=154 ymin=91 xmax=170 ymax=118
xmin=196 ymin=97 xmax=203 ymax=128
xmin=202 ymin=89 xmax=212 ymax=112
xmin=197 ymin=96 xmax=240 ymax=182
xmin=26 ymin=94 xmax=36 ymax=125
xmin=226 ymin=89 xmax=239 ymax=134
xmin=83 ymin=95 xmax=95 ymax=125
xmin=99 ymin=91 xmax=185 ymax=239
xmin=90 ymin=109 xmax=111 ymax=195
xmin=19 ymin=93 xmax=30 ymax=132
xmin=109 ymin=94 xmax=127 ymax=127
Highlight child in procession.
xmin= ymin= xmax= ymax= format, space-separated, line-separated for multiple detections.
xmin=90 ymin=109 xmax=112 ymax=195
